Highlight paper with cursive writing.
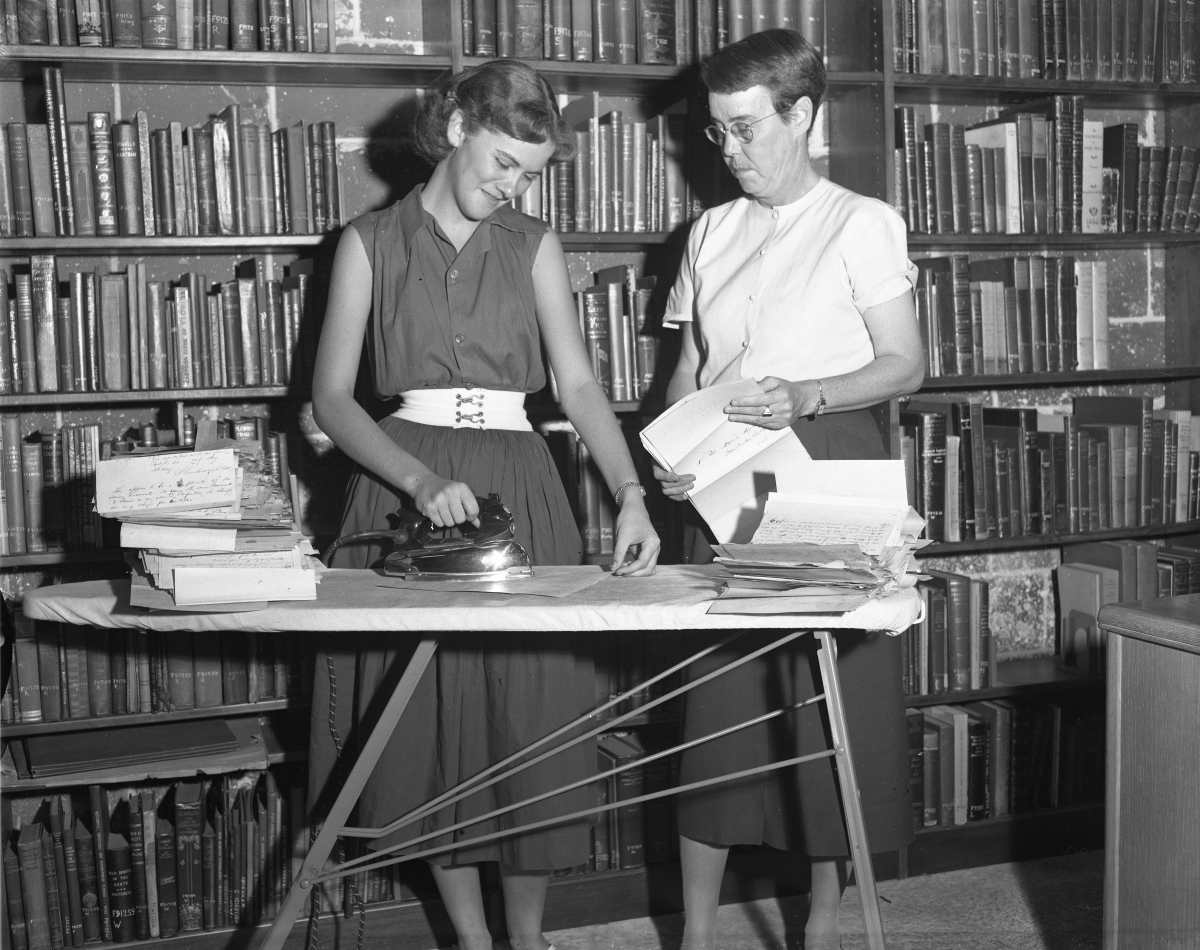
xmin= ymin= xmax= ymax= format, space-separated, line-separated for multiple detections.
xmin=96 ymin=449 xmax=239 ymax=516
xmin=750 ymin=494 xmax=910 ymax=557
xmin=640 ymin=380 xmax=811 ymax=543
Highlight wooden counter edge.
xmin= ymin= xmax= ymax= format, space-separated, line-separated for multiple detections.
xmin=1098 ymin=596 xmax=1200 ymax=656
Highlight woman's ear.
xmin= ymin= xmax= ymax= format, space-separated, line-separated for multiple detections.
xmin=789 ymin=96 xmax=814 ymax=134
xmin=446 ymin=108 xmax=465 ymax=149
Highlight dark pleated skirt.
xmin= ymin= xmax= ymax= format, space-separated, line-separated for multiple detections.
xmin=675 ymin=407 xmax=915 ymax=857
xmin=307 ymin=416 xmax=595 ymax=870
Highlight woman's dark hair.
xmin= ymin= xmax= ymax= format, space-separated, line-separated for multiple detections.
xmin=413 ymin=60 xmax=576 ymax=165
xmin=700 ymin=28 xmax=827 ymax=120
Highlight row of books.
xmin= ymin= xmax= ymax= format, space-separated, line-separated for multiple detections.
xmin=902 ymin=570 xmax=992 ymax=699
xmin=1 ymin=614 xmax=311 ymax=725
xmin=574 ymin=265 xmax=658 ymax=402
xmin=899 ymin=103 xmax=1116 ymax=236
xmin=514 ymin=101 xmax=690 ymax=235
xmin=0 ymin=256 xmax=319 ymax=396
xmin=916 ymin=255 xmax=1109 ymax=379
xmin=900 ymin=104 xmax=1200 ymax=237
xmin=892 ymin=0 xmax=1195 ymax=83
xmin=900 ymin=397 xmax=1200 ymax=543
xmin=461 ymin=0 xmax=828 ymax=66
xmin=3 ymin=71 xmax=341 ymax=238
xmin=1 ymin=417 xmax=105 ymax=557
xmin=2 ymin=769 xmax=310 ymax=949
xmin=0 ymin=0 xmax=333 ymax=49
xmin=906 ymin=696 xmax=1104 ymax=832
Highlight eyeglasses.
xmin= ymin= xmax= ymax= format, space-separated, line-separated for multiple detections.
xmin=704 ymin=110 xmax=783 ymax=145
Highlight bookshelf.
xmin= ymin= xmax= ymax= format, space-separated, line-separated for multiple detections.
xmin=889 ymin=0 xmax=1200 ymax=886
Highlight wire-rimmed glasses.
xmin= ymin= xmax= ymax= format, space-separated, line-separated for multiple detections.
xmin=703 ymin=110 xmax=784 ymax=145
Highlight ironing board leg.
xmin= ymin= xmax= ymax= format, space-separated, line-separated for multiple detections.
xmin=258 ymin=635 xmax=440 ymax=950
xmin=814 ymin=630 xmax=887 ymax=950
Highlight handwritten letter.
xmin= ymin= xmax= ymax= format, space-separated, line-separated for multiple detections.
xmin=96 ymin=449 xmax=239 ymax=516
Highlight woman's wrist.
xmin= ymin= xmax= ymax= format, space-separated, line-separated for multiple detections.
xmin=614 ymin=480 xmax=647 ymax=509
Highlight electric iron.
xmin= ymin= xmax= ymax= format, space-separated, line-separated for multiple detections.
xmin=321 ymin=494 xmax=533 ymax=580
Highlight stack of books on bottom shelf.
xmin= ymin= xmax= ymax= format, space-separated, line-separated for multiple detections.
xmin=95 ymin=437 xmax=320 ymax=610
xmin=2 ymin=767 xmax=321 ymax=947
xmin=904 ymin=695 xmax=1104 ymax=833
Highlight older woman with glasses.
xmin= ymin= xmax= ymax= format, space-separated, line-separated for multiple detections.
xmin=653 ymin=28 xmax=926 ymax=950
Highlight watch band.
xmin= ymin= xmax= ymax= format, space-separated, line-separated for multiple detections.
xmin=814 ymin=379 xmax=827 ymax=416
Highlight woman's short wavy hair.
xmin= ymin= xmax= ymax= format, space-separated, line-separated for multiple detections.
xmin=700 ymin=28 xmax=827 ymax=121
xmin=413 ymin=60 xmax=577 ymax=165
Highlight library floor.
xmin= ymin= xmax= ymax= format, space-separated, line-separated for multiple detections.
xmin=542 ymin=850 xmax=1105 ymax=950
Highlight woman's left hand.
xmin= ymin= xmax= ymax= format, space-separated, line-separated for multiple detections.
xmin=610 ymin=499 xmax=661 ymax=577
xmin=724 ymin=376 xmax=818 ymax=428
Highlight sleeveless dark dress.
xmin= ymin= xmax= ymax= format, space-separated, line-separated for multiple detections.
xmin=307 ymin=187 xmax=594 ymax=870
xmin=676 ymin=408 xmax=914 ymax=857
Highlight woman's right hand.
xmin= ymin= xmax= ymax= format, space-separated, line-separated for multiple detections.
xmin=653 ymin=464 xmax=695 ymax=502
xmin=410 ymin=473 xmax=480 ymax=527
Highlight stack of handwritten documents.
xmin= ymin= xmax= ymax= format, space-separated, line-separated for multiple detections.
xmin=94 ymin=440 xmax=320 ymax=610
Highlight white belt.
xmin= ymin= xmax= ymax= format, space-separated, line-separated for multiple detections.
xmin=391 ymin=388 xmax=533 ymax=431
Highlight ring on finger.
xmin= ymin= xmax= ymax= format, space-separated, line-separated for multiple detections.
xmin=761 ymin=406 xmax=773 ymax=417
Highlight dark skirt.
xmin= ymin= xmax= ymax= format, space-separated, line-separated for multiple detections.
xmin=675 ymin=407 xmax=915 ymax=857
xmin=308 ymin=416 xmax=595 ymax=870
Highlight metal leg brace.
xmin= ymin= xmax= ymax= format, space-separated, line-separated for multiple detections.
xmin=259 ymin=629 xmax=886 ymax=950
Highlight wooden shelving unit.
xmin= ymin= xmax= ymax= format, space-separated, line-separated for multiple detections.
xmin=902 ymin=656 xmax=1102 ymax=708
xmin=920 ymin=520 xmax=1200 ymax=557
xmin=917 ymin=365 xmax=1200 ymax=390
xmin=1 ymin=385 xmax=306 ymax=408
xmin=1 ymin=698 xmax=306 ymax=738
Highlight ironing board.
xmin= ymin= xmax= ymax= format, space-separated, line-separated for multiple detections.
xmin=22 ymin=565 xmax=922 ymax=950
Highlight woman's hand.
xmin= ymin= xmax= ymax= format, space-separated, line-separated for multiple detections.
xmin=410 ymin=473 xmax=480 ymax=528
xmin=724 ymin=376 xmax=820 ymax=428
xmin=610 ymin=498 xmax=661 ymax=576
xmin=652 ymin=464 xmax=695 ymax=502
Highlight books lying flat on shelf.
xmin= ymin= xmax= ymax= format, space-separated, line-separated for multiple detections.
xmin=19 ymin=720 xmax=240 ymax=777
xmin=639 ymin=378 xmax=811 ymax=543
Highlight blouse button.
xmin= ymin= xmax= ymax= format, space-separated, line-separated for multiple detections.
xmin=455 ymin=334 xmax=466 ymax=345
xmin=749 ymin=294 xmax=755 ymax=302
xmin=771 ymin=211 xmax=779 ymax=219
xmin=758 ymin=249 xmax=765 ymax=256
xmin=450 ymin=269 xmax=458 ymax=280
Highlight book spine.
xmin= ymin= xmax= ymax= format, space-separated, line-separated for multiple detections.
xmin=139 ymin=0 xmax=175 ymax=44
xmin=17 ymin=831 xmax=51 ymax=950
xmin=8 ymin=123 xmax=35 ymax=237
xmin=40 ymin=829 xmax=65 ymax=949
xmin=21 ymin=440 xmax=46 ymax=554
xmin=111 ymin=122 xmax=142 ymax=236
xmin=72 ymin=822 xmax=100 ymax=945
xmin=7 ymin=844 xmax=30 ymax=950
xmin=65 ymin=123 xmax=96 ymax=236
xmin=103 ymin=835 xmax=133 ymax=944
xmin=58 ymin=822 xmax=83 ymax=948
xmin=30 ymin=253 xmax=59 ymax=394
xmin=87 ymin=114 xmax=118 ymax=237
xmin=41 ymin=67 xmax=74 ymax=237
xmin=26 ymin=125 xmax=55 ymax=237
xmin=155 ymin=821 xmax=178 ymax=938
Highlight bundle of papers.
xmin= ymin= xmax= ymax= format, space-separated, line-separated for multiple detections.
xmin=95 ymin=439 xmax=322 ymax=610
xmin=706 ymin=460 xmax=930 ymax=615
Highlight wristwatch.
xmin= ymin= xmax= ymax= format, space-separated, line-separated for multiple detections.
xmin=814 ymin=379 xmax=827 ymax=416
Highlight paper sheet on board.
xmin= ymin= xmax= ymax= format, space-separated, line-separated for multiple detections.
xmin=95 ymin=449 xmax=239 ymax=516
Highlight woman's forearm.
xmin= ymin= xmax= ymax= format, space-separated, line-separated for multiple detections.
xmin=815 ymin=352 xmax=925 ymax=414
xmin=312 ymin=389 xmax=435 ymax=497
xmin=559 ymin=378 xmax=643 ymax=493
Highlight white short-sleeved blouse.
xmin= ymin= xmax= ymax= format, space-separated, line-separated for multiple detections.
xmin=663 ymin=176 xmax=918 ymax=389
